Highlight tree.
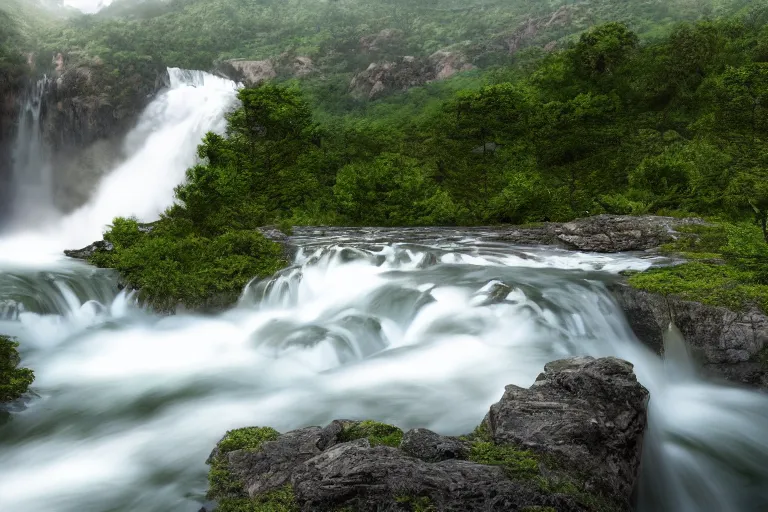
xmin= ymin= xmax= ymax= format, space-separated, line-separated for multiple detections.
xmin=571 ymin=22 xmax=638 ymax=81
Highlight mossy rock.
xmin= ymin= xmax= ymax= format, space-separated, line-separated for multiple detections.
xmin=208 ymin=427 xmax=281 ymax=500
xmin=339 ymin=420 xmax=404 ymax=448
xmin=215 ymin=485 xmax=298 ymax=512
xmin=394 ymin=494 xmax=437 ymax=512
xmin=0 ymin=335 xmax=34 ymax=403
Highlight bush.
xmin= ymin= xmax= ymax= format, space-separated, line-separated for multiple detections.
xmin=0 ymin=335 xmax=34 ymax=402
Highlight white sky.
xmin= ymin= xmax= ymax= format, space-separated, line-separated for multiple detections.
xmin=62 ymin=0 xmax=113 ymax=13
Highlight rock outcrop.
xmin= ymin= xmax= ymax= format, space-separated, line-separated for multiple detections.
xmin=349 ymin=51 xmax=474 ymax=100
xmin=484 ymin=357 xmax=648 ymax=502
xmin=611 ymin=283 xmax=768 ymax=387
xmin=204 ymin=357 xmax=648 ymax=511
xmin=220 ymin=55 xmax=317 ymax=86
xmin=501 ymin=214 xmax=706 ymax=253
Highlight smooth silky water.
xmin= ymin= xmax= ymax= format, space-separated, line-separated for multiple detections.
xmin=1 ymin=70 xmax=768 ymax=512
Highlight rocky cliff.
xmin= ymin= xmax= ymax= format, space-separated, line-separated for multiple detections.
xmin=39 ymin=54 xmax=168 ymax=211
xmin=203 ymin=357 xmax=648 ymax=511
xmin=611 ymin=283 xmax=768 ymax=388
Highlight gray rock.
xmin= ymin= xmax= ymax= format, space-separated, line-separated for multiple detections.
xmin=63 ymin=240 xmax=114 ymax=260
xmin=484 ymin=356 xmax=649 ymax=503
xmin=400 ymin=428 xmax=469 ymax=462
xmin=208 ymin=357 xmax=648 ymax=511
xmin=292 ymin=441 xmax=579 ymax=512
xmin=611 ymin=282 xmax=768 ymax=386
xmin=227 ymin=422 xmax=343 ymax=497
xmin=500 ymin=215 xmax=706 ymax=253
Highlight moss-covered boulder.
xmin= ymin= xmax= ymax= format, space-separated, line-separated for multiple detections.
xmin=204 ymin=357 xmax=648 ymax=511
xmin=0 ymin=335 xmax=34 ymax=403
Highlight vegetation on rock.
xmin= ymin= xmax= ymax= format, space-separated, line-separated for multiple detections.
xmin=628 ymin=222 xmax=768 ymax=313
xmin=207 ymin=426 xmax=281 ymax=502
xmin=0 ymin=335 xmax=34 ymax=402
xmin=338 ymin=420 xmax=404 ymax=448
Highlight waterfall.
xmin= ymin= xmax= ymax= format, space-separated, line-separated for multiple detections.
xmin=0 ymin=68 xmax=239 ymax=264
xmin=9 ymin=77 xmax=55 ymax=227
xmin=1 ymin=66 xmax=767 ymax=512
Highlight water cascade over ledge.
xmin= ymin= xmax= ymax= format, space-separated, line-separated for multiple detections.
xmin=1 ymin=70 xmax=768 ymax=512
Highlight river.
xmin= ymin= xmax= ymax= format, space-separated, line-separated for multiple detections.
xmin=1 ymin=69 xmax=768 ymax=512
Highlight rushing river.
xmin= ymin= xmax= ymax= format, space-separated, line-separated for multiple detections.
xmin=2 ymin=69 xmax=768 ymax=512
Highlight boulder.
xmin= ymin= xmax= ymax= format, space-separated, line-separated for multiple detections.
xmin=611 ymin=283 xmax=768 ymax=387
xmin=224 ymin=59 xmax=277 ymax=86
xmin=400 ymin=428 xmax=470 ymax=462
xmin=63 ymin=240 xmax=114 ymax=260
xmin=484 ymin=356 xmax=649 ymax=502
xmin=206 ymin=357 xmax=648 ymax=511
xmin=500 ymin=214 xmax=707 ymax=253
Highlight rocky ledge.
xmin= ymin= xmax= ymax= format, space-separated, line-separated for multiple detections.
xmin=611 ymin=283 xmax=768 ymax=388
xmin=203 ymin=357 xmax=648 ymax=511
xmin=502 ymin=214 xmax=705 ymax=253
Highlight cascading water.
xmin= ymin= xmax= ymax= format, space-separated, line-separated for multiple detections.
xmin=0 ymin=67 xmax=239 ymax=265
xmin=2 ymin=69 xmax=768 ymax=512
xmin=9 ymin=77 xmax=54 ymax=227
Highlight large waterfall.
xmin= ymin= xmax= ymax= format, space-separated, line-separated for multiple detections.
xmin=1 ymin=69 xmax=768 ymax=512
xmin=9 ymin=77 xmax=54 ymax=228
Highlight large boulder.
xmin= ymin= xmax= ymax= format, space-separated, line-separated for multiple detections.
xmin=611 ymin=283 xmax=768 ymax=387
xmin=484 ymin=356 xmax=649 ymax=502
xmin=204 ymin=357 xmax=649 ymax=511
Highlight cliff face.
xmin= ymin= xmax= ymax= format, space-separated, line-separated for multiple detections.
xmin=611 ymin=283 xmax=768 ymax=388
xmin=39 ymin=59 xmax=168 ymax=211
xmin=2 ymin=54 xmax=169 ymax=215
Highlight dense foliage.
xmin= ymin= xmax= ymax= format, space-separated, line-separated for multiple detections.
xmin=0 ymin=335 xmax=34 ymax=402
xmin=155 ymin=11 xmax=768 ymax=226
xmin=90 ymin=8 xmax=768 ymax=311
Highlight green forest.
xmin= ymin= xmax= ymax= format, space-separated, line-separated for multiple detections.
xmin=2 ymin=0 xmax=768 ymax=311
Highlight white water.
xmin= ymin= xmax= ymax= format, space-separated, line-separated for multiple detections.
xmin=2 ymin=69 xmax=768 ymax=512
xmin=10 ymin=77 xmax=54 ymax=227
xmin=0 ymin=68 xmax=239 ymax=264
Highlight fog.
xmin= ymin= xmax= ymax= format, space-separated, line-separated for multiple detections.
xmin=62 ymin=0 xmax=111 ymax=13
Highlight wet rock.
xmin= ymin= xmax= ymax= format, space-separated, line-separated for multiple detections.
xmin=555 ymin=215 xmax=705 ymax=252
xmin=484 ymin=356 xmax=649 ymax=503
xmin=611 ymin=283 xmax=768 ymax=387
xmin=400 ymin=428 xmax=470 ymax=462
xmin=63 ymin=240 xmax=114 ymax=260
xmin=500 ymin=215 xmax=706 ymax=253
xmin=258 ymin=226 xmax=298 ymax=261
xmin=207 ymin=357 xmax=648 ymax=511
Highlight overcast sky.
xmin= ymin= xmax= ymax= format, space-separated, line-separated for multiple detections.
xmin=62 ymin=0 xmax=112 ymax=13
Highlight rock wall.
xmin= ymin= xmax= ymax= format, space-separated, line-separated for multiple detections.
xmin=39 ymin=55 xmax=168 ymax=212
xmin=611 ymin=283 xmax=768 ymax=387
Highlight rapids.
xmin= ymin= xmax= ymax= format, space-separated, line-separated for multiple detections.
xmin=1 ymin=69 xmax=768 ymax=512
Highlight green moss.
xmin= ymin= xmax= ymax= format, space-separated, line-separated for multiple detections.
xmin=217 ymin=485 xmax=298 ymax=512
xmin=628 ymin=262 xmax=768 ymax=313
xmin=0 ymin=335 xmax=34 ymax=402
xmin=339 ymin=420 xmax=404 ymax=448
xmin=469 ymin=441 xmax=540 ymax=479
xmin=462 ymin=424 xmax=617 ymax=511
xmin=217 ymin=427 xmax=281 ymax=454
xmin=207 ymin=427 xmax=281 ymax=500
xmin=395 ymin=495 xmax=437 ymax=512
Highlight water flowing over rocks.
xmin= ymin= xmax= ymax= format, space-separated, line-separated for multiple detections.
xmin=611 ymin=283 xmax=768 ymax=387
xmin=205 ymin=357 xmax=648 ymax=511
